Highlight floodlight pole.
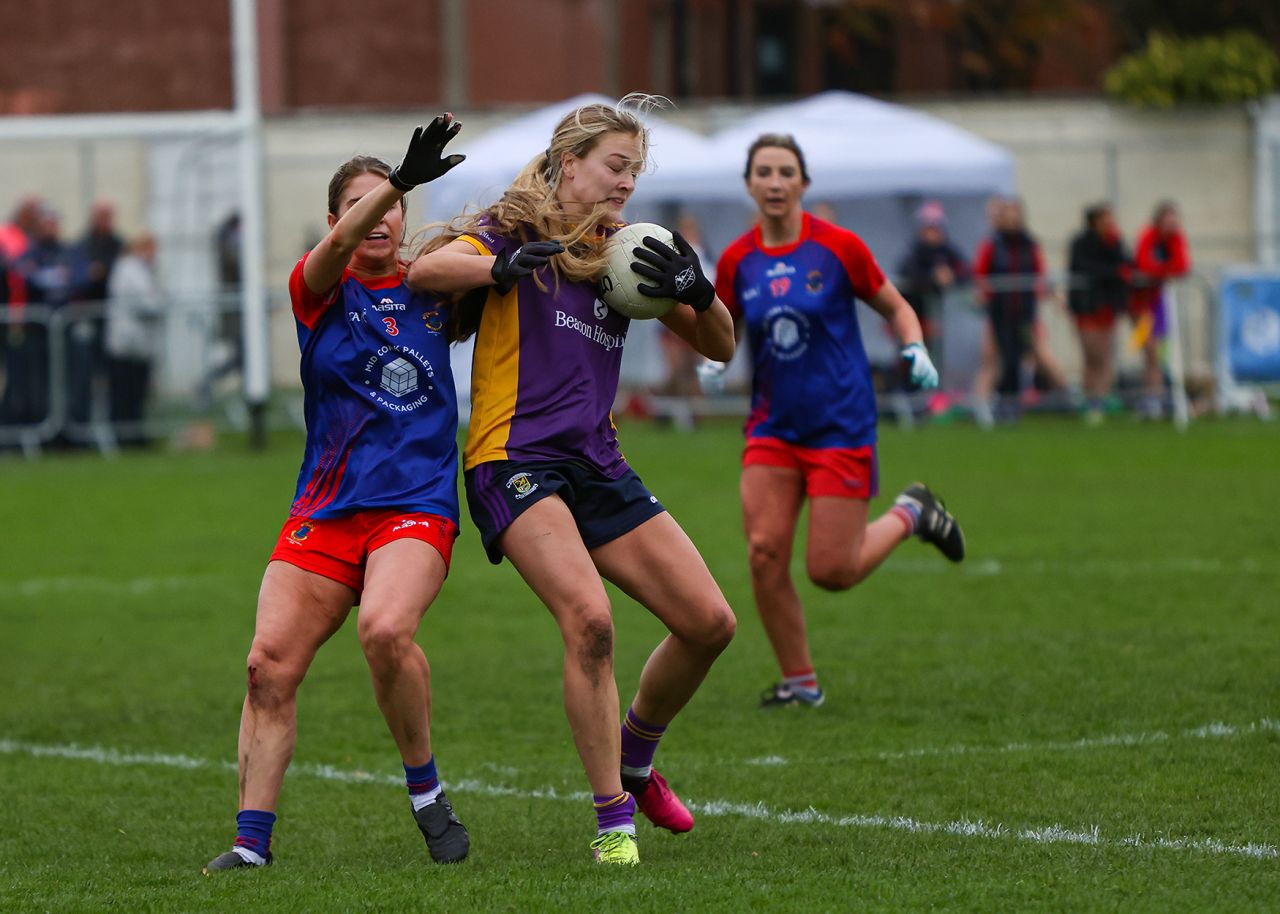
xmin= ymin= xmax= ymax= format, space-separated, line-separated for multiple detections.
xmin=231 ymin=0 xmax=271 ymax=449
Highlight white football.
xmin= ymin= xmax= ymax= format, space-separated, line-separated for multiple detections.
xmin=598 ymin=222 xmax=678 ymax=320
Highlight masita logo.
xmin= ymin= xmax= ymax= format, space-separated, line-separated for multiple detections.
xmin=373 ymin=298 xmax=405 ymax=312
xmin=765 ymin=261 xmax=796 ymax=278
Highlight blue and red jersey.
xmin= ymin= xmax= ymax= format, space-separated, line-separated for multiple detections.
xmin=716 ymin=213 xmax=886 ymax=449
xmin=458 ymin=219 xmax=631 ymax=478
xmin=286 ymin=252 xmax=459 ymax=522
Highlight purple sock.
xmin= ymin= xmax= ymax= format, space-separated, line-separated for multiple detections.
xmin=620 ymin=707 xmax=666 ymax=780
xmin=593 ymin=791 xmax=636 ymax=835
xmin=234 ymin=809 xmax=275 ymax=859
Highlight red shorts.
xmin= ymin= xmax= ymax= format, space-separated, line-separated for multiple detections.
xmin=1075 ymin=307 xmax=1117 ymax=332
xmin=742 ymin=437 xmax=878 ymax=499
xmin=269 ymin=509 xmax=459 ymax=591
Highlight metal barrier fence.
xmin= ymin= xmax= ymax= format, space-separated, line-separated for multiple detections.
xmin=0 ymin=270 xmax=1242 ymax=456
xmin=0 ymin=292 xmax=290 ymax=457
xmin=626 ymin=269 xmax=1222 ymax=431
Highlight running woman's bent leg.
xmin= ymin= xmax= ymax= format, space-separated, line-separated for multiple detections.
xmin=806 ymin=496 xmax=907 ymax=590
xmin=591 ymin=511 xmax=737 ymax=725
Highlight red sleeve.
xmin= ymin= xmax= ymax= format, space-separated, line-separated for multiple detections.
xmin=809 ymin=221 xmax=884 ymax=301
xmin=289 ymin=251 xmax=345 ymax=330
xmin=1134 ymin=226 xmax=1189 ymax=279
xmin=1165 ymin=231 xmax=1191 ymax=276
xmin=838 ymin=231 xmax=886 ymax=301
xmin=972 ymin=239 xmax=994 ymax=302
xmin=1133 ymin=228 xmax=1157 ymax=275
xmin=714 ymin=236 xmax=751 ymax=319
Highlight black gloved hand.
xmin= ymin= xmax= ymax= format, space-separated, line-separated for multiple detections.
xmin=388 ymin=114 xmax=466 ymax=191
xmin=629 ymin=230 xmax=716 ymax=312
xmin=490 ymin=240 xmax=565 ymax=295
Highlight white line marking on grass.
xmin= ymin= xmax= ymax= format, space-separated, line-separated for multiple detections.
xmin=2 ymin=737 xmax=1274 ymax=861
xmin=1 ymin=574 xmax=229 ymax=597
xmin=875 ymin=717 xmax=1280 ymax=761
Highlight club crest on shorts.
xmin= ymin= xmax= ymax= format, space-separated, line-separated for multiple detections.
xmin=505 ymin=472 xmax=539 ymax=500
xmin=287 ymin=521 xmax=315 ymax=544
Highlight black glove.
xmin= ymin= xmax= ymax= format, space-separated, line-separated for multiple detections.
xmin=490 ymin=240 xmax=565 ymax=295
xmin=388 ymin=114 xmax=465 ymax=191
xmin=629 ymin=230 xmax=716 ymax=312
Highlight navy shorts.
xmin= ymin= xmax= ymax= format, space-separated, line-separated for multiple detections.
xmin=465 ymin=458 xmax=666 ymax=565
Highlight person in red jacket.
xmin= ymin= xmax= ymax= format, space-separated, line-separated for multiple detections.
xmin=1129 ymin=201 xmax=1191 ymax=418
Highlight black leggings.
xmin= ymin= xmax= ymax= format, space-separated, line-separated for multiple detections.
xmin=990 ymin=311 xmax=1034 ymax=397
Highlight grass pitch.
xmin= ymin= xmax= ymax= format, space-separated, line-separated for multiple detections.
xmin=1 ymin=414 xmax=1277 ymax=912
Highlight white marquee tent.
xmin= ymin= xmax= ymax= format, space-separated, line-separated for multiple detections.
xmin=420 ymin=93 xmax=719 ymax=224
xmin=431 ymin=91 xmax=1018 ymax=395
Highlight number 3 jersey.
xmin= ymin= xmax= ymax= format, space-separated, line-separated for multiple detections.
xmin=285 ymin=252 xmax=459 ymax=521
xmin=716 ymin=212 xmax=886 ymax=449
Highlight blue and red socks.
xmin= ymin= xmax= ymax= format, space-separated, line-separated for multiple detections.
xmin=783 ymin=667 xmax=820 ymax=695
xmin=233 ymin=809 xmax=275 ymax=864
xmin=593 ymin=791 xmax=637 ymax=836
xmin=620 ymin=707 xmax=666 ymax=783
xmin=404 ymin=757 xmax=443 ymax=812
xmin=891 ymin=496 xmax=921 ymax=535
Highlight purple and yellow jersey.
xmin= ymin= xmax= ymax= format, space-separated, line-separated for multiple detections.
xmin=716 ymin=213 xmax=886 ymax=449
xmin=286 ymin=252 xmax=459 ymax=521
xmin=458 ymin=220 xmax=630 ymax=478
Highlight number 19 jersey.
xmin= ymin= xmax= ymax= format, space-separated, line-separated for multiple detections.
xmin=716 ymin=213 xmax=886 ymax=449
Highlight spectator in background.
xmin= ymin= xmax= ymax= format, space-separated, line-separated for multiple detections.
xmin=2 ymin=197 xmax=41 ymax=429
xmin=67 ymin=200 xmax=126 ymax=432
xmin=71 ymin=200 xmax=124 ymax=303
xmin=199 ymin=211 xmax=243 ymax=407
xmin=16 ymin=205 xmax=72 ymax=310
xmin=0 ymin=195 xmax=43 ymax=261
xmin=971 ymin=197 xmax=1067 ymax=426
xmin=1067 ymin=203 xmax=1131 ymax=426
xmin=896 ymin=199 xmax=969 ymax=368
xmin=11 ymin=205 xmax=72 ymax=431
xmin=1130 ymin=201 xmax=1191 ymax=419
xmin=105 ymin=233 xmax=163 ymax=446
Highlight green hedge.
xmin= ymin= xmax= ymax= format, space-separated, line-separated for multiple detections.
xmin=1105 ymin=31 xmax=1279 ymax=108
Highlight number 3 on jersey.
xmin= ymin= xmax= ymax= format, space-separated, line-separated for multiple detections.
xmin=382 ymin=316 xmax=399 ymax=336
